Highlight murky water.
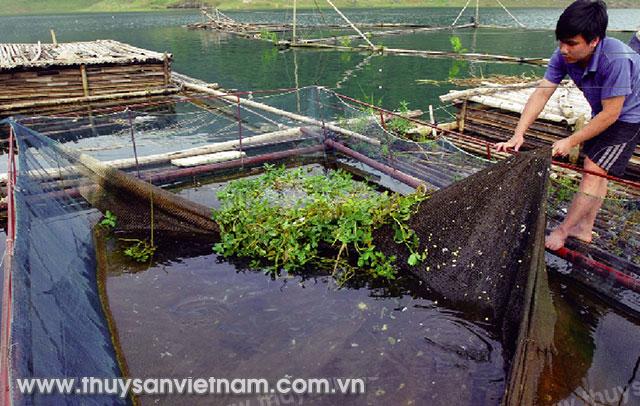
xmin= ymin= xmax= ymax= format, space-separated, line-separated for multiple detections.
xmin=106 ymin=254 xmax=506 ymax=405
xmin=104 ymin=167 xmax=506 ymax=405
xmin=542 ymin=273 xmax=640 ymax=405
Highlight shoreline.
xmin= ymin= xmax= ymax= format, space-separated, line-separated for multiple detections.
xmin=1 ymin=4 xmax=639 ymax=17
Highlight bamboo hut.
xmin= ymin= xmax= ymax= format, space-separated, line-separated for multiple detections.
xmin=440 ymin=80 xmax=640 ymax=180
xmin=0 ymin=40 xmax=173 ymax=112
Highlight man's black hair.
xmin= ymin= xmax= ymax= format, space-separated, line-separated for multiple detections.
xmin=555 ymin=0 xmax=608 ymax=43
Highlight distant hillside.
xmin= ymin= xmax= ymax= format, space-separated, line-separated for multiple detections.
xmin=1 ymin=0 xmax=638 ymax=16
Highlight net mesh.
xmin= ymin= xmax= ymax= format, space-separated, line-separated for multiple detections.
xmin=2 ymin=86 xmax=637 ymax=404
xmin=6 ymin=122 xmax=130 ymax=406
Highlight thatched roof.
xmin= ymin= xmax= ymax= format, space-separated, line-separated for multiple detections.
xmin=0 ymin=40 xmax=169 ymax=71
xmin=440 ymin=80 xmax=592 ymax=126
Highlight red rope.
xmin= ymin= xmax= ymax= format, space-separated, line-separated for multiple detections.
xmin=551 ymin=160 xmax=640 ymax=189
xmin=553 ymin=247 xmax=640 ymax=294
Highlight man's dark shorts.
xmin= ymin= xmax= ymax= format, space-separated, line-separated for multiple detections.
xmin=583 ymin=120 xmax=640 ymax=177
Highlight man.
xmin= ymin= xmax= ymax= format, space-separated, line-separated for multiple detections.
xmin=631 ymin=30 xmax=640 ymax=54
xmin=495 ymin=0 xmax=640 ymax=251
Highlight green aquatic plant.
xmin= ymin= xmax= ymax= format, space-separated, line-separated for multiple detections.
xmin=449 ymin=35 xmax=467 ymax=54
xmin=387 ymin=100 xmax=413 ymax=135
xmin=99 ymin=210 xmax=117 ymax=229
xmin=212 ymin=165 xmax=427 ymax=279
xmin=339 ymin=36 xmax=352 ymax=48
xmin=121 ymin=238 xmax=156 ymax=263
xmin=259 ymin=29 xmax=278 ymax=42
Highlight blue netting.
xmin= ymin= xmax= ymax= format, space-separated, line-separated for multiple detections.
xmin=4 ymin=120 xmax=129 ymax=406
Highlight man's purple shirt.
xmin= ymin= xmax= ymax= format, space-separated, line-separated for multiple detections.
xmin=544 ymin=36 xmax=640 ymax=123
xmin=630 ymin=31 xmax=640 ymax=54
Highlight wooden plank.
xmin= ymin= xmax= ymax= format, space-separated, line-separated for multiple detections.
xmin=171 ymin=151 xmax=247 ymax=167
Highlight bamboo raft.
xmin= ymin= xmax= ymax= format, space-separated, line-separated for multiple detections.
xmin=440 ymin=80 xmax=640 ymax=180
xmin=187 ymin=6 xmax=475 ymax=38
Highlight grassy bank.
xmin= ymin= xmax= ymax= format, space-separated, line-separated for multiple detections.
xmin=1 ymin=0 xmax=638 ymax=16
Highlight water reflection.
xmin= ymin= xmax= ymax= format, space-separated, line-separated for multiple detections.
xmin=104 ymin=242 xmax=506 ymax=405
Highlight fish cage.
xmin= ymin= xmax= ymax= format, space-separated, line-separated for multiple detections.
xmin=0 ymin=86 xmax=639 ymax=405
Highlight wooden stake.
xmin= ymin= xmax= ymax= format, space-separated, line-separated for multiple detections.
xmin=50 ymin=29 xmax=58 ymax=46
xmin=292 ymin=0 xmax=297 ymax=45
xmin=80 ymin=64 xmax=90 ymax=97
xmin=428 ymin=105 xmax=437 ymax=138
xmin=459 ymin=100 xmax=468 ymax=133
xmin=163 ymin=53 xmax=170 ymax=86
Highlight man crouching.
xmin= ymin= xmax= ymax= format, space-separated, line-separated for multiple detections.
xmin=495 ymin=0 xmax=640 ymax=250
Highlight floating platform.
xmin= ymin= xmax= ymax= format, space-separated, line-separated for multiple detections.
xmin=440 ymin=80 xmax=640 ymax=180
xmin=0 ymin=40 xmax=173 ymax=112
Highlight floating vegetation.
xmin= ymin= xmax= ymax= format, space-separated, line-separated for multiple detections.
xmin=387 ymin=100 xmax=414 ymax=136
xmin=121 ymin=238 xmax=156 ymax=263
xmin=259 ymin=29 xmax=278 ymax=42
xmin=99 ymin=210 xmax=117 ymax=229
xmin=212 ymin=164 xmax=428 ymax=279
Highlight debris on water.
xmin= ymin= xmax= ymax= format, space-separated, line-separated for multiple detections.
xmin=351 ymin=343 xmax=359 ymax=348
xmin=388 ymin=337 xmax=397 ymax=345
xmin=357 ymin=302 xmax=368 ymax=311
xmin=381 ymin=324 xmax=388 ymax=331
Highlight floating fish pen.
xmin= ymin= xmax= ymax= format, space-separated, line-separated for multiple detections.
xmin=439 ymin=80 xmax=640 ymax=181
xmin=0 ymin=83 xmax=568 ymax=405
xmin=1 ymin=41 xmax=639 ymax=405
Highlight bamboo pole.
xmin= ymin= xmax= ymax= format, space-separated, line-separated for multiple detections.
xmin=474 ymin=0 xmax=480 ymax=27
xmin=495 ymin=0 xmax=525 ymax=28
xmin=296 ymin=23 xmax=475 ymax=44
xmin=0 ymin=127 xmax=306 ymax=182
xmin=0 ymin=87 xmax=179 ymax=112
xmin=173 ymin=75 xmax=380 ymax=145
xmin=292 ymin=0 xmax=297 ymax=45
xmin=452 ymin=0 xmax=472 ymax=26
xmin=428 ymin=105 xmax=437 ymax=138
xmin=163 ymin=53 xmax=170 ymax=86
xmin=324 ymin=0 xmax=376 ymax=49
xmin=283 ymin=42 xmax=548 ymax=66
xmin=80 ymin=64 xmax=90 ymax=97
xmin=439 ymin=81 xmax=541 ymax=103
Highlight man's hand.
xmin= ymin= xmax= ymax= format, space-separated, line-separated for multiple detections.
xmin=495 ymin=134 xmax=524 ymax=152
xmin=551 ymin=137 xmax=575 ymax=157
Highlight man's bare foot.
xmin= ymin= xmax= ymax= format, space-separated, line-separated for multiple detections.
xmin=545 ymin=227 xmax=568 ymax=250
xmin=566 ymin=224 xmax=593 ymax=244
